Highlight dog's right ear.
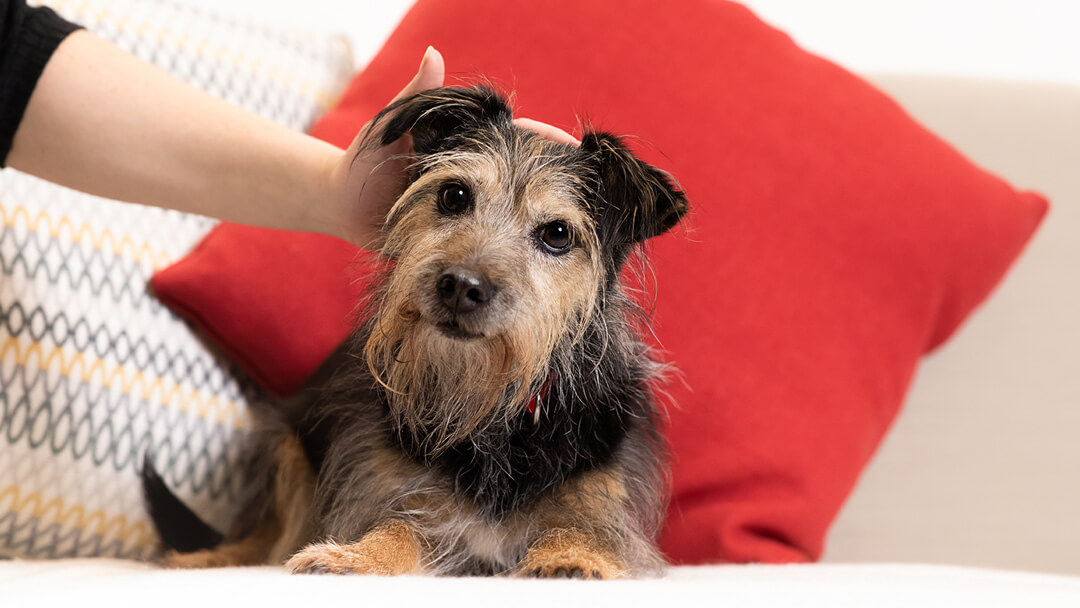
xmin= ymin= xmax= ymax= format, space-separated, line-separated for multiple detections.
xmin=580 ymin=132 xmax=689 ymax=247
xmin=368 ymin=85 xmax=513 ymax=155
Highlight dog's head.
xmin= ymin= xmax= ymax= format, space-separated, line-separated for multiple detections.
xmin=360 ymin=86 xmax=687 ymax=447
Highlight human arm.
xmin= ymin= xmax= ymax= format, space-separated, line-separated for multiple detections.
xmin=7 ymin=29 xmax=440 ymax=249
xmin=7 ymin=25 xmax=577 ymax=249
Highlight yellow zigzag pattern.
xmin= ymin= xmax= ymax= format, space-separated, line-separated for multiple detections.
xmin=0 ymin=337 xmax=251 ymax=429
xmin=0 ymin=484 xmax=153 ymax=549
xmin=42 ymin=0 xmax=344 ymax=109
xmin=0 ymin=203 xmax=175 ymax=269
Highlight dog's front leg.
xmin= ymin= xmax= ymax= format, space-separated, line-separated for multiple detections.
xmin=285 ymin=520 xmax=423 ymax=575
xmin=513 ymin=466 xmax=652 ymax=580
xmin=516 ymin=527 xmax=626 ymax=580
xmin=515 ymin=470 xmax=634 ymax=580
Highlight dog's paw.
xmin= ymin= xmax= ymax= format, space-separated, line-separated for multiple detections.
xmin=518 ymin=552 xmax=623 ymax=580
xmin=286 ymin=524 xmax=422 ymax=576
xmin=515 ymin=530 xmax=626 ymax=580
xmin=286 ymin=543 xmax=359 ymax=574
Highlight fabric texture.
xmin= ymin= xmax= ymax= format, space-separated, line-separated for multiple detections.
xmin=0 ymin=0 xmax=353 ymax=559
xmin=823 ymin=75 xmax=1080 ymax=575
xmin=150 ymin=0 xmax=1048 ymax=564
xmin=0 ymin=0 xmax=81 ymax=165
xmin=5 ymin=561 xmax=1080 ymax=608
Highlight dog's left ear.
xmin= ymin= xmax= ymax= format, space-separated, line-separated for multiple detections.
xmin=581 ymin=132 xmax=689 ymax=245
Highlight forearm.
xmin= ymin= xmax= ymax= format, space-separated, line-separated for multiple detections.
xmin=7 ymin=30 xmax=343 ymax=237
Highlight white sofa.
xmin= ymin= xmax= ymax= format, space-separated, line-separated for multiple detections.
xmin=826 ymin=76 xmax=1080 ymax=577
xmin=2 ymin=3 xmax=1079 ymax=606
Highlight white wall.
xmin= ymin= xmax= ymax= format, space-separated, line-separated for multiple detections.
xmin=744 ymin=0 xmax=1080 ymax=84
xmin=195 ymin=0 xmax=1080 ymax=85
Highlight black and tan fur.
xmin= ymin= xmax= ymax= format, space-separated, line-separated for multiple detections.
xmin=143 ymin=85 xmax=688 ymax=579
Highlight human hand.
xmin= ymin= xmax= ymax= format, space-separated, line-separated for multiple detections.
xmin=324 ymin=47 xmax=579 ymax=249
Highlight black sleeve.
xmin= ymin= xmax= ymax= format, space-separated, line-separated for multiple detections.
xmin=0 ymin=0 xmax=81 ymax=166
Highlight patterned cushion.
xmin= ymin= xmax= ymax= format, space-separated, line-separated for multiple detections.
xmin=0 ymin=0 xmax=353 ymax=559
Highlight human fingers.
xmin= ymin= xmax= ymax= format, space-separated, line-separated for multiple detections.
xmin=512 ymin=117 xmax=580 ymax=146
xmin=390 ymin=46 xmax=446 ymax=104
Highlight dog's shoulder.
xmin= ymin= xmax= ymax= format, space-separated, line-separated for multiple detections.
xmin=293 ymin=340 xmax=392 ymax=474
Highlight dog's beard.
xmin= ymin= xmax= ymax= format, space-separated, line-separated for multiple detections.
xmin=361 ymin=234 xmax=603 ymax=452
xmin=364 ymin=302 xmax=554 ymax=453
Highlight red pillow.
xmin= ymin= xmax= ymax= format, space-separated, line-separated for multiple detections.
xmin=152 ymin=0 xmax=1047 ymax=564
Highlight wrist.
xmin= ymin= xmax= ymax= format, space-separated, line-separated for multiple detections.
xmin=298 ymin=140 xmax=350 ymax=242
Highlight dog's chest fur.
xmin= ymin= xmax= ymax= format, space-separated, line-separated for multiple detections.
xmin=397 ymin=351 xmax=649 ymax=518
xmin=301 ymin=335 xmax=650 ymax=521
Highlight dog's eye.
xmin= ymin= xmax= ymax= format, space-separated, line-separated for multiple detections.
xmin=538 ymin=221 xmax=572 ymax=254
xmin=437 ymin=182 xmax=471 ymax=215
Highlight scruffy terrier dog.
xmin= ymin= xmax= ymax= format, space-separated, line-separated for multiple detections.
xmin=143 ymin=85 xmax=688 ymax=579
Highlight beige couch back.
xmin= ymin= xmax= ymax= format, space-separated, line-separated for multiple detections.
xmin=824 ymin=75 xmax=1080 ymax=575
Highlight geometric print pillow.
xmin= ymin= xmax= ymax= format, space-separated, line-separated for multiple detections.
xmin=0 ymin=0 xmax=353 ymax=559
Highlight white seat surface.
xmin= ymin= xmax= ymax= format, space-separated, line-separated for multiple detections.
xmin=2 ymin=560 xmax=1080 ymax=608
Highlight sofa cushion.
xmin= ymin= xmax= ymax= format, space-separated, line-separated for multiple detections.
xmin=0 ymin=0 xmax=353 ymax=559
xmin=6 ymin=561 xmax=1080 ymax=607
xmin=150 ymin=0 xmax=1047 ymax=564
xmin=823 ymin=75 xmax=1080 ymax=575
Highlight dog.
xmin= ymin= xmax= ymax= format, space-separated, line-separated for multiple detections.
xmin=142 ymin=85 xmax=689 ymax=579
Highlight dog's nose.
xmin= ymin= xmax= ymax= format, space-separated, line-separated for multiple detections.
xmin=436 ymin=266 xmax=494 ymax=313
